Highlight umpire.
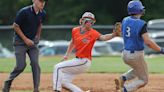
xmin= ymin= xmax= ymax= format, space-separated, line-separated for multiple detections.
xmin=2 ymin=0 xmax=47 ymax=92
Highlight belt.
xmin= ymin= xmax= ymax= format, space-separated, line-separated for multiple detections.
xmin=76 ymin=56 xmax=82 ymax=58
xmin=129 ymin=50 xmax=135 ymax=53
xmin=124 ymin=49 xmax=143 ymax=53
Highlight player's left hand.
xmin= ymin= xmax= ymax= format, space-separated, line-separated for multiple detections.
xmin=113 ymin=22 xmax=122 ymax=36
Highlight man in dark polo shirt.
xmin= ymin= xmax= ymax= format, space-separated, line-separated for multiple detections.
xmin=2 ymin=0 xmax=47 ymax=92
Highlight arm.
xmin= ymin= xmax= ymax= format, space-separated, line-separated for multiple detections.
xmin=35 ymin=24 xmax=42 ymax=40
xmin=13 ymin=23 xmax=34 ymax=47
xmin=141 ymin=24 xmax=163 ymax=52
xmin=99 ymin=33 xmax=116 ymax=41
xmin=142 ymin=33 xmax=161 ymax=52
xmin=36 ymin=11 xmax=46 ymax=40
xmin=63 ymin=39 xmax=75 ymax=60
xmin=98 ymin=22 xmax=121 ymax=41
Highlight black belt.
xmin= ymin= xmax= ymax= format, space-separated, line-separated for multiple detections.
xmin=130 ymin=50 xmax=135 ymax=53
xmin=124 ymin=49 xmax=143 ymax=53
xmin=76 ymin=56 xmax=82 ymax=58
xmin=76 ymin=56 xmax=79 ymax=58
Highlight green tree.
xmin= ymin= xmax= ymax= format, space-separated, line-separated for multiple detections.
xmin=142 ymin=0 xmax=164 ymax=21
xmin=1 ymin=0 xmax=164 ymax=25
xmin=0 ymin=0 xmax=31 ymax=25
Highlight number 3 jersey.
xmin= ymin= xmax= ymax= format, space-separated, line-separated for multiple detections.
xmin=122 ymin=16 xmax=147 ymax=51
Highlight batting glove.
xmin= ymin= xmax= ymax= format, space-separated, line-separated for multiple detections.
xmin=160 ymin=48 xmax=164 ymax=54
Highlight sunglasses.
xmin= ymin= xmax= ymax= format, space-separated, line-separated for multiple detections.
xmin=84 ymin=18 xmax=95 ymax=25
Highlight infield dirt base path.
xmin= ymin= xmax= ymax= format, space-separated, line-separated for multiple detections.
xmin=0 ymin=73 xmax=164 ymax=92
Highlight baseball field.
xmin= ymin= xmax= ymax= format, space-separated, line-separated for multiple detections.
xmin=0 ymin=55 xmax=164 ymax=92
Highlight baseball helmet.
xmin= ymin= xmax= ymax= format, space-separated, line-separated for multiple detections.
xmin=80 ymin=12 xmax=96 ymax=25
xmin=127 ymin=0 xmax=145 ymax=15
xmin=82 ymin=12 xmax=96 ymax=22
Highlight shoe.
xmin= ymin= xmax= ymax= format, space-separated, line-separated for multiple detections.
xmin=33 ymin=88 xmax=40 ymax=92
xmin=123 ymin=86 xmax=127 ymax=92
xmin=2 ymin=88 xmax=10 ymax=92
xmin=116 ymin=87 xmax=127 ymax=92
xmin=54 ymin=90 xmax=60 ymax=92
xmin=2 ymin=81 xmax=11 ymax=92
xmin=33 ymin=90 xmax=39 ymax=92
xmin=114 ymin=77 xmax=125 ymax=90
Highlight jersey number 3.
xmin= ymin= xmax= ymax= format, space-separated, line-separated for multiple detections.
xmin=126 ymin=27 xmax=131 ymax=37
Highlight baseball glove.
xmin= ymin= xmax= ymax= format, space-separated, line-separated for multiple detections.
xmin=113 ymin=22 xmax=122 ymax=36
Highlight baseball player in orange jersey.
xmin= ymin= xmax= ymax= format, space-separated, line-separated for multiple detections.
xmin=53 ymin=12 xmax=118 ymax=92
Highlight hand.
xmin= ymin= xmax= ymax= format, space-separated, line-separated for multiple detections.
xmin=160 ymin=48 xmax=164 ymax=54
xmin=24 ymin=38 xmax=34 ymax=47
xmin=60 ymin=55 xmax=68 ymax=62
xmin=63 ymin=55 xmax=68 ymax=60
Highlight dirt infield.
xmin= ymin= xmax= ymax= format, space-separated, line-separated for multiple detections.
xmin=0 ymin=73 xmax=164 ymax=92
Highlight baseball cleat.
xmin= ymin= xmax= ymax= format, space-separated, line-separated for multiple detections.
xmin=114 ymin=77 xmax=125 ymax=90
xmin=2 ymin=81 xmax=12 ymax=92
xmin=123 ymin=86 xmax=127 ymax=92
xmin=54 ymin=90 xmax=60 ymax=92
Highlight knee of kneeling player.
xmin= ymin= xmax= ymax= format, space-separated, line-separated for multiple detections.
xmin=62 ymin=82 xmax=69 ymax=87
xmin=54 ymin=64 xmax=62 ymax=70
xmin=54 ymin=64 xmax=59 ymax=70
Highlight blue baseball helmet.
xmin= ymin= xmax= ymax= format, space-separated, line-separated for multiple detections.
xmin=127 ymin=0 xmax=145 ymax=15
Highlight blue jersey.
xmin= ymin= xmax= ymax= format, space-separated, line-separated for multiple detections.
xmin=122 ymin=16 xmax=146 ymax=51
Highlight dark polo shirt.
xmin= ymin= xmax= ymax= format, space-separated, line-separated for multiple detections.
xmin=14 ymin=5 xmax=46 ymax=44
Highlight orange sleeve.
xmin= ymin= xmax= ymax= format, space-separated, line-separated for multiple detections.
xmin=92 ymin=29 xmax=101 ymax=40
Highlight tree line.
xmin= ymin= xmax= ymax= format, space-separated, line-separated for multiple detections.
xmin=0 ymin=0 xmax=164 ymax=25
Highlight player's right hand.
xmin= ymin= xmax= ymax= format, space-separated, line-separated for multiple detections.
xmin=24 ymin=38 xmax=34 ymax=47
xmin=60 ymin=55 xmax=68 ymax=62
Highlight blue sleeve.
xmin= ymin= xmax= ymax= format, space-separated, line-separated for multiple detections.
xmin=14 ymin=9 xmax=26 ymax=26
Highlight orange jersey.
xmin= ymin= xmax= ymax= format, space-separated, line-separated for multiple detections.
xmin=72 ymin=26 xmax=101 ymax=60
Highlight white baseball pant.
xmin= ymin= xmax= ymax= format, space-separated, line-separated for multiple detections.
xmin=53 ymin=58 xmax=91 ymax=92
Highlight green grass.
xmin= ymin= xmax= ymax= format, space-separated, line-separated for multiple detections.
xmin=0 ymin=55 xmax=164 ymax=73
